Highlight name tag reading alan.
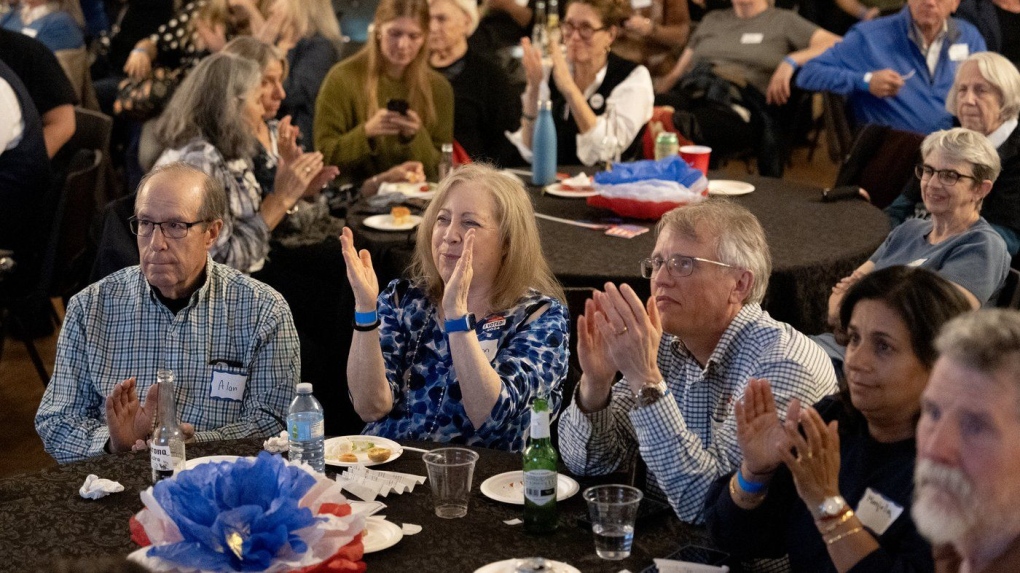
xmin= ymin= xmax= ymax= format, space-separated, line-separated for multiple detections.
xmin=855 ymin=487 xmax=904 ymax=535
xmin=211 ymin=368 xmax=247 ymax=401
xmin=740 ymin=33 xmax=764 ymax=44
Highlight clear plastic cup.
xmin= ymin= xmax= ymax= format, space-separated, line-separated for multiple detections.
xmin=582 ymin=484 xmax=643 ymax=560
xmin=422 ymin=447 xmax=479 ymax=519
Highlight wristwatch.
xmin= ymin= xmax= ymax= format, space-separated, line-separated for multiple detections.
xmin=816 ymin=495 xmax=848 ymax=520
xmin=636 ymin=380 xmax=668 ymax=409
xmin=445 ymin=313 xmax=477 ymax=333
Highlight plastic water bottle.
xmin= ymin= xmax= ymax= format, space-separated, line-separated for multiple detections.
xmin=438 ymin=143 xmax=454 ymax=181
xmin=532 ymin=100 xmax=557 ymax=186
xmin=287 ymin=383 xmax=325 ymax=472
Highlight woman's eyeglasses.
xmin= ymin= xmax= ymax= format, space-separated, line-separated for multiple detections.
xmin=560 ymin=21 xmax=608 ymax=40
xmin=914 ymin=164 xmax=979 ymax=186
xmin=639 ymin=254 xmax=737 ymax=279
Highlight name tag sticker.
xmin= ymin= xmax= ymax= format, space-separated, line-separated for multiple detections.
xmin=631 ymin=0 xmax=653 ymax=9
xmin=855 ymin=488 xmax=904 ymax=535
xmin=479 ymin=339 xmax=500 ymax=362
xmin=740 ymin=33 xmax=764 ymax=44
xmin=908 ymin=258 xmax=927 ymax=267
xmin=948 ymin=43 xmax=969 ymax=61
xmin=211 ymin=368 xmax=246 ymax=401
xmin=21 ymin=27 xmax=38 ymax=38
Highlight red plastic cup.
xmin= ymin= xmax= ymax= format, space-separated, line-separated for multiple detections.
xmin=679 ymin=145 xmax=712 ymax=175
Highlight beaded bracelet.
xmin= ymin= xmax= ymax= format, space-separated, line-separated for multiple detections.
xmin=825 ymin=526 xmax=863 ymax=545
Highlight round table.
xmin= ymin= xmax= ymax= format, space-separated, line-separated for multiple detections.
xmin=0 ymin=439 xmax=705 ymax=572
xmin=349 ymin=173 xmax=889 ymax=334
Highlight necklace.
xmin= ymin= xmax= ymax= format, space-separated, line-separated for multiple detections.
xmin=401 ymin=307 xmax=447 ymax=440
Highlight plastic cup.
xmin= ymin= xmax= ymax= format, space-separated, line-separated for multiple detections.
xmin=583 ymin=484 xmax=643 ymax=560
xmin=422 ymin=447 xmax=479 ymax=519
xmin=679 ymin=145 xmax=712 ymax=176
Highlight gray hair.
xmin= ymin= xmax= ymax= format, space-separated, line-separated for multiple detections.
xmin=656 ymin=199 xmax=772 ymax=304
xmin=935 ymin=309 xmax=1020 ymax=408
xmin=222 ymin=36 xmax=289 ymax=77
xmin=945 ymin=52 xmax=1020 ymax=125
xmin=136 ymin=162 xmax=228 ymax=223
xmin=921 ymin=128 xmax=1002 ymax=184
xmin=154 ymin=52 xmax=262 ymax=161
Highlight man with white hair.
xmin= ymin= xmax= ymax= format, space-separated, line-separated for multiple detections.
xmin=913 ymin=309 xmax=1020 ymax=572
xmin=557 ymin=200 xmax=839 ymax=524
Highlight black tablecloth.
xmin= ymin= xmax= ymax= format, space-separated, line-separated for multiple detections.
xmin=0 ymin=439 xmax=704 ymax=572
xmin=349 ymin=174 xmax=890 ymax=334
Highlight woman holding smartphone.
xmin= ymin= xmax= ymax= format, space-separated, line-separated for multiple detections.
xmin=314 ymin=0 xmax=454 ymax=182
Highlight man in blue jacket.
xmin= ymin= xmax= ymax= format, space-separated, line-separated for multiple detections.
xmin=796 ymin=0 xmax=986 ymax=134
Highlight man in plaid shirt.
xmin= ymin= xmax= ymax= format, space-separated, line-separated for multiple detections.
xmin=558 ymin=200 xmax=838 ymax=524
xmin=36 ymin=163 xmax=300 ymax=463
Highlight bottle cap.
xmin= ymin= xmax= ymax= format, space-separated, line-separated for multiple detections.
xmin=441 ymin=143 xmax=454 ymax=152
xmin=296 ymin=382 xmax=313 ymax=394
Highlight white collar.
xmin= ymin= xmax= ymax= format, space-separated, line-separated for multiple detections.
xmin=986 ymin=118 xmax=1019 ymax=149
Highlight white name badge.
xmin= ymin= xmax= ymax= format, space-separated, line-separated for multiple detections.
xmin=908 ymin=258 xmax=927 ymax=267
xmin=740 ymin=33 xmax=764 ymax=44
xmin=21 ymin=27 xmax=38 ymax=38
xmin=631 ymin=0 xmax=653 ymax=9
xmin=479 ymin=339 xmax=500 ymax=362
xmin=855 ymin=488 xmax=904 ymax=535
xmin=211 ymin=368 xmax=247 ymax=401
xmin=948 ymin=43 xmax=969 ymax=62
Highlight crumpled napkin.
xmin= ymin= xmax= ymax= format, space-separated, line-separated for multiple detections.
xmin=560 ymin=172 xmax=593 ymax=189
xmin=79 ymin=474 xmax=124 ymax=499
xmin=264 ymin=430 xmax=289 ymax=453
xmin=653 ymin=559 xmax=729 ymax=573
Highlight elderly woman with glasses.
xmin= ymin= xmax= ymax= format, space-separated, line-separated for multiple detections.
xmin=508 ymin=0 xmax=655 ymax=167
xmin=827 ymin=128 xmax=1010 ymax=336
xmin=887 ymin=52 xmax=1020 ymax=256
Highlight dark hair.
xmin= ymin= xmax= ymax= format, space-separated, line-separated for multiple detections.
xmin=566 ymin=0 xmax=631 ymax=27
xmin=839 ymin=266 xmax=971 ymax=370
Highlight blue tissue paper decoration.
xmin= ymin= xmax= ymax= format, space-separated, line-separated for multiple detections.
xmin=147 ymin=451 xmax=322 ymax=571
xmin=594 ymin=155 xmax=704 ymax=189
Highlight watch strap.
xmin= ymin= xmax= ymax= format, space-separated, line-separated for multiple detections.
xmin=445 ymin=313 xmax=476 ymax=333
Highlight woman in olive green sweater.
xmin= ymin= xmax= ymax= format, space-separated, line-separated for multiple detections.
xmin=314 ymin=0 xmax=454 ymax=182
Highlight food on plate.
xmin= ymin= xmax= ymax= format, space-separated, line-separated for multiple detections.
xmin=367 ymin=447 xmax=392 ymax=463
xmin=338 ymin=453 xmax=358 ymax=463
xmin=390 ymin=206 xmax=411 ymax=225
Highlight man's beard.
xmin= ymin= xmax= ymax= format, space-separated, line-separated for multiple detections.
xmin=912 ymin=459 xmax=975 ymax=545
xmin=912 ymin=458 xmax=1020 ymax=547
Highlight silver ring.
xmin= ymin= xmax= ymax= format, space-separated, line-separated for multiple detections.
xmin=616 ymin=326 xmax=629 ymax=336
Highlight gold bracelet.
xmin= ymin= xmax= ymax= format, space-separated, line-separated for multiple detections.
xmin=825 ymin=526 xmax=863 ymax=545
xmin=818 ymin=508 xmax=855 ymax=534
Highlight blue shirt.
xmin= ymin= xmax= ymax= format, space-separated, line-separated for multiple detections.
xmin=797 ymin=8 xmax=986 ymax=134
xmin=0 ymin=9 xmax=84 ymax=52
xmin=35 ymin=259 xmax=300 ymax=463
xmin=557 ymin=304 xmax=839 ymax=524
xmin=363 ymin=279 xmax=570 ymax=452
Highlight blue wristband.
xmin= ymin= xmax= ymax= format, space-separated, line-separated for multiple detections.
xmin=354 ymin=309 xmax=378 ymax=326
xmin=783 ymin=56 xmax=799 ymax=71
xmin=737 ymin=468 xmax=768 ymax=494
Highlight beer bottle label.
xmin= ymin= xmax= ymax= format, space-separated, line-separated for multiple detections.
xmin=151 ymin=445 xmax=175 ymax=471
xmin=530 ymin=410 xmax=550 ymax=439
xmin=524 ymin=469 xmax=558 ymax=505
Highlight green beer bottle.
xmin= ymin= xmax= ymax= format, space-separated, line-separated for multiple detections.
xmin=523 ymin=396 xmax=558 ymax=533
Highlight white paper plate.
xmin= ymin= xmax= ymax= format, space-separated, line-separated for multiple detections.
xmin=385 ymin=181 xmax=438 ymax=200
xmin=479 ymin=471 xmax=580 ymax=505
xmin=324 ymin=435 xmax=403 ymax=467
xmin=362 ymin=516 xmax=404 ymax=553
xmin=474 ymin=559 xmax=581 ymax=573
xmin=362 ymin=213 xmax=423 ymax=231
xmin=182 ymin=455 xmax=240 ymax=470
xmin=544 ymin=183 xmax=597 ymax=198
xmin=708 ymin=180 xmax=755 ymax=196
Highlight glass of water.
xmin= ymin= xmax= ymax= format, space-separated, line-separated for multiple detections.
xmin=582 ymin=484 xmax=643 ymax=560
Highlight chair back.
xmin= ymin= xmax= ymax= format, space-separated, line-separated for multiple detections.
xmin=834 ymin=124 xmax=925 ymax=209
xmin=49 ymin=149 xmax=102 ymax=301
xmin=53 ymin=48 xmax=99 ymax=110
xmin=997 ymin=268 xmax=1020 ymax=309
xmin=822 ymin=92 xmax=855 ymax=164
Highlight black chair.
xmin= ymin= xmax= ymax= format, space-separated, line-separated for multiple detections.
xmin=822 ymin=92 xmax=855 ymax=164
xmin=0 ymin=149 xmax=101 ymax=384
xmin=997 ymin=268 xmax=1020 ymax=310
xmin=833 ymin=123 xmax=926 ymax=209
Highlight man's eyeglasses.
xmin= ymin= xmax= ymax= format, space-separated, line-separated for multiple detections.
xmin=914 ymin=164 xmax=979 ymax=186
xmin=129 ymin=217 xmax=208 ymax=239
xmin=560 ymin=21 xmax=608 ymax=40
xmin=640 ymin=254 xmax=738 ymax=279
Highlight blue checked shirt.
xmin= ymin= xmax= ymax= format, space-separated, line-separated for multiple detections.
xmin=557 ymin=304 xmax=838 ymax=524
xmin=35 ymin=258 xmax=300 ymax=463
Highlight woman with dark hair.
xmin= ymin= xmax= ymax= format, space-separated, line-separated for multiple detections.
xmin=705 ymin=265 xmax=972 ymax=572
xmin=314 ymin=0 xmax=454 ymax=181
xmin=509 ymin=0 xmax=655 ymax=166
xmin=340 ymin=163 xmax=569 ymax=451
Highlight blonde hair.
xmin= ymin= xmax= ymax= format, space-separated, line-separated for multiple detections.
xmin=410 ymin=163 xmax=565 ymax=310
xmin=361 ymin=0 xmax=438 ymax=127
xmin=277 ymin=0 xmax=344 ymax=45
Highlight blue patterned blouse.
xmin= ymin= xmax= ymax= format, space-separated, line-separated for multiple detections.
xmin=362 ymin=279 xmax=570 ymax=452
